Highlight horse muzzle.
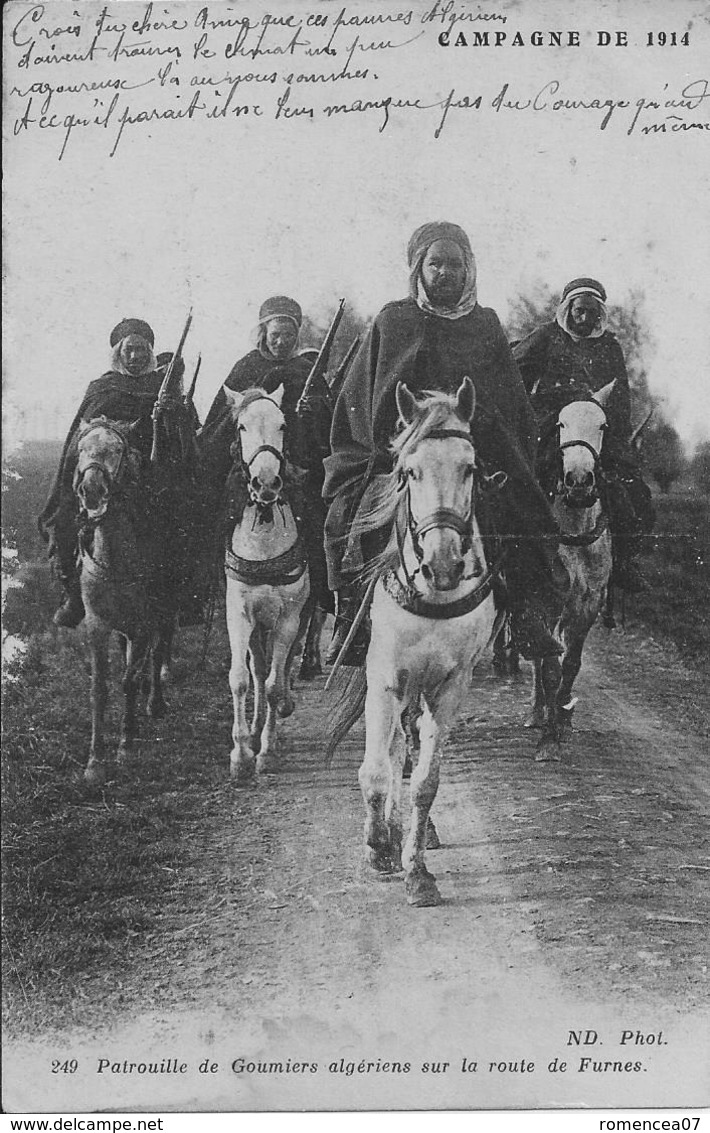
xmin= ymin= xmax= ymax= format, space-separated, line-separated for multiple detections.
xmin=248 ymin=472 xmax=283 ymax=508
xmin=76 ymin=466 xmax=110 ymax=519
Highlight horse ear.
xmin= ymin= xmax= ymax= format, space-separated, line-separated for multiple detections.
xmin=456 ymin=376 xmax=476 ymax=422
xmin=396 ymin=382 xmax=418 ymax=425
xmin=594 ymin=379 xmax=617 ymax=409
xmin=223 ymin=387 xmax=245 ymax=416
xmin=270 ymin=383 xmax=285 ymax=408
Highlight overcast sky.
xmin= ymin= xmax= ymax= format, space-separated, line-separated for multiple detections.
xmin=4 ymin=0 xmax=709 ymax=452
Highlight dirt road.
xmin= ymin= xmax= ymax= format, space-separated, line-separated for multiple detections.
xmin=5 ymin=619 xmax=709 ymax=1112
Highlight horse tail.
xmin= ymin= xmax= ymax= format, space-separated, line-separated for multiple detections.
xmin=324 ymin=667 xmax=367 ymax=767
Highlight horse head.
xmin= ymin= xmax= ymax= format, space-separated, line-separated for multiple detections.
xmin=394 ymin=377 xmax=486 ymax=592
xmin=556 ymin=379 xmax=614 ymax=507
xmin=74 ymin=417 xmax=140 ymax=520
xmin=224 ymin=385 xmax=286 ymax=508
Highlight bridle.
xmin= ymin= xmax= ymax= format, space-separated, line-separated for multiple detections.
xmin=555 ymin=396 xmax=608 ymax=510
xmin=397 ymin=427 xmax=482 ymax=585
xmin=231 ymin=394 xmax=286 ymax=509
xmin=74 ymin=422 xmax=133 ymax=519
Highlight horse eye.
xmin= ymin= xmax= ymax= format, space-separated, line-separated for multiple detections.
xmin=238 ymin=423 xmax=246 ymax=432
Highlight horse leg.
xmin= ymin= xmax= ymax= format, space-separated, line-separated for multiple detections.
xmin=557 ymin=625 xmax=589 ymax=740
xmin=359 ymin=683 xmax=403 ymax=874
xmin=525 ymin=659 xmax=546 ymax=728
xmin=227 ymin=612 xmax=256 ymax=784
xmin=85 ymin=623 xmax=110 ymax=786
xmin=257 ymin=635 xmax=293 ymax=773
xmin=160 ymin=615 xmax=177 ymax=685
xmin=535 ymin=654 xmax=563 ymax=762
xmin=147 ymin=626 xmax=170 ymax=719
xmin=299 ymin=603 xmax=325 ymax=680
xmin=119 ymin=632 xmax=149 ymax=762
xmin=248 ymin=627 xmax=267 ymax=752
xmin=403 ymin=694 xmax=453 ymax=907
xmin=402 ymin=705 xmax=439 ymax=846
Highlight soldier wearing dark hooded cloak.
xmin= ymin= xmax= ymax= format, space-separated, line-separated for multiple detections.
xmin=513 ymin=278 xmax=655 ymax=591
xmin=201 ymin=296 xmax=333 ymax=613
xmin=38 ymin=318 xmax=201 ymax=627
xmin=323 ymin=221 xmax=568 ymax=664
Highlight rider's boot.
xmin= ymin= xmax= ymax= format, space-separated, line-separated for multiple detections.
xmin=509 ymin=602 xmax=562 ymax=661
xmin=53 ymin=570 xmax=85 ymax=628
xmin=326 ymin=585 xmax=370 ymax=667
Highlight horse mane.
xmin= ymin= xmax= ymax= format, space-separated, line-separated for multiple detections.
xmin=353 ymin=389 xmax=471 ymax=582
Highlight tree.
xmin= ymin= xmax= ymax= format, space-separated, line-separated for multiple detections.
xmin=689 ymin=441 xmax=710 ymax=495
xmin=506 ymin=282 xmax=656 ymax=425
xmin=642 ymin=419 xmax=687 ymax=493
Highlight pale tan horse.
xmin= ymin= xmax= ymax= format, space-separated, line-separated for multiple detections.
xmin=530 ymin=381 xmax=615 ymax=761
xmin=220 ymin=387 xmax=310 ymax=784
xmin=75 ymin=418 xmax=177 ymax=784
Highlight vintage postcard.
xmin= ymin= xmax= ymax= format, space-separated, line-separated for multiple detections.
xmin=2 ymin=0 xmax=709 ymax=1116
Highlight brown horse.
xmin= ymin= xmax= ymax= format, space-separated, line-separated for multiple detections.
xmin=74 ymin=417 xmax=182 ymax=784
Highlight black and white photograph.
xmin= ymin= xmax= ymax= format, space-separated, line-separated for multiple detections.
xmin=2 ymin=0 xmax=709 ymax=1118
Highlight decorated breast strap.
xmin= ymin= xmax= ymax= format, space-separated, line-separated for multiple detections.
xmin=557 ymin=512 xmax=609 ymax=547
xmin=225 ymin=535 xmax=307 ymax=587
xmin=382 ymin=553 xmax=505 ymax=621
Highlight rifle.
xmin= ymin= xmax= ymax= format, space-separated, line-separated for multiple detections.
xmin=328 ymin=334 xmax=360 ymax=403
xmin=184 ymin=353 xmax=202 ymax=410
xmin=296 ymin=298 xmax=345 ymax=415
xmin=151 ymin=309 xmax=193 ymax=465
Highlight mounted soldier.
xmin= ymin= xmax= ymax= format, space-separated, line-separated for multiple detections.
xmin=38 ymin=317 xmax=203 ymax=628
xmin=201 ymin=296 xmax=335 ymax=626
xmin=323 ymin=221 xmax=568 ymax=665
xmin=512 ymin=278 xmax=655 ymax=592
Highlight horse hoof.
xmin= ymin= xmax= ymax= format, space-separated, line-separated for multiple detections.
xmin=366 ymin=845 xmax=402 ymax=874
xmin=231 ymin=762 xmax=255 ymax=786
xmin=524 ymin=710 xmax=545 ymax=729
xmin=425 ymin=820 xmax=441 ymax=850
xmin=84 ymin=762 xmax=106 ymax=787
xmin=535 ymin=739 xmax=562 ymax=763
xmin=256 ymin=753 xmax=279 ymax=775
xmin=299 ymin=659 xmax=322 ymax=680
xmin=147 ymin=699 xmax=167 ymax=719
xmin=278 ymin=699 xmax=295 ymax=719
xmin=405 ymin=869 xmax=442 ymax=907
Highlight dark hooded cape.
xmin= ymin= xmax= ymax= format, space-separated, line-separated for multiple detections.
xmin=323 ymin=297 xmax=538 ymax=501
xmin=38 ymin=369 xmax=164 ymax=542
xmin=513 ymin=322 xmax=631 ymax=439
xmin=199 ymin=351 xmax=334 ymax=608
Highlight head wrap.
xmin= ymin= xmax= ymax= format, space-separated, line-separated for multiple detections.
xmin=407 ymin=222 xmax=478 ymax=320
xmin=258 ymin=296 xmax=303 ymax=329
xmin=110 ymin=324 xmax=157 ymax=377
xmin=255 ymin=296 xmax=302 ymax=359
xmin=556 ymin=278 xmax=609 ymax=340
xmin=109 ymin=318 xmax=155 ymax=348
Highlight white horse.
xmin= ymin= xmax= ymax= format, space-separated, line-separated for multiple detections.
xmin=221 ymin=386 xmax=310 ymax=784
xmin=530 ymin=381 xmax=615 ymax=760
xmin=330 ymin=378 xmax=507 ymax=906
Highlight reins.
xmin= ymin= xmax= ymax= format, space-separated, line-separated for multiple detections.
xmin=390 ymin=423 xmax=503 ymax=616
